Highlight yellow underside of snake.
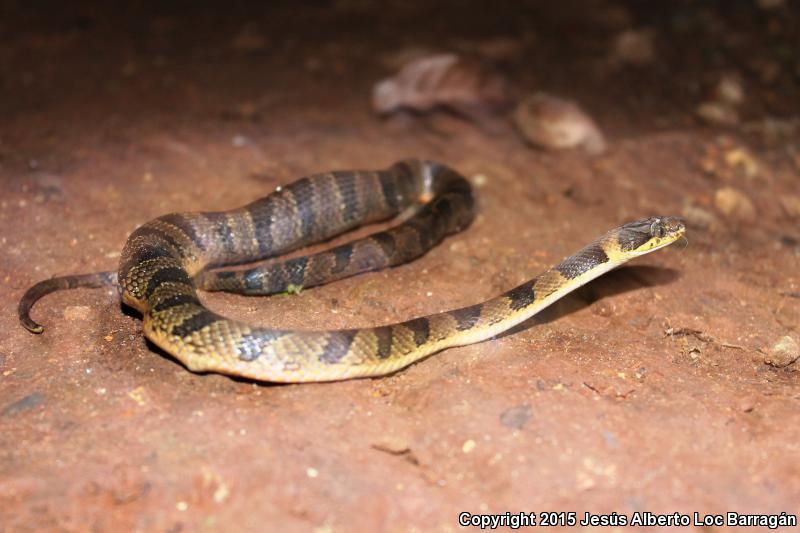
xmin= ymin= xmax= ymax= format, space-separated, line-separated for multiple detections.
xmin=19 ymin=160 xmax=685 ymax=383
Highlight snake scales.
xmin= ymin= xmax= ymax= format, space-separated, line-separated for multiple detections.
xmin=19 ymin=160 xmax=685 ymax=382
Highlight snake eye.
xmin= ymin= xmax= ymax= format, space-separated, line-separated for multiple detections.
xmin=650 ymin=221 xmax=665 ymax=238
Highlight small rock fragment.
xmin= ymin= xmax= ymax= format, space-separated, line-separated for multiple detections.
xmin=780 ymin=195 xmax=800 ymax=218
xmin=499 ymin=404 xmax=532 ymax=429
xmin=128 ymin=386 xmax=148 ymax=406
xmin=372 ymin=53 xmax=510 ymax=115
xmin=714 ymin=74 xmax=745 ymax=106
xmin=231 ymin=135 xmax=249 ymax=147
xmin=696 ymin=101 xmax=739 ymax=126
xmin=723 ymin=148 xmax=758 ymax=178
xmin=592 ymin=301 xmax=616 ymax=318
xmin=610 ymin=28 xmax=656 ymax=66
xmin=471 ymin=174 xmax=488 ymax=187
xmin=696 ymin=74 xmax=745 ymax=126
xmin=764 ymin=336 xmax=799 ymax=368
xmin=714 ymin=187 xmax=756 ymax=221
xmin=213 ymin=483 xmax=229 ymax=503
xmin=512 ymin=93 xmax=606 ymax=154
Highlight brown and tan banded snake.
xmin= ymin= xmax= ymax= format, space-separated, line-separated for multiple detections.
xmin=18 ymin=160 xmax=685 ymax=382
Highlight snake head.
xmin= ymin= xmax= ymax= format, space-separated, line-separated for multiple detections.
xmin=618 ymin=216 xmax=686 ymax=254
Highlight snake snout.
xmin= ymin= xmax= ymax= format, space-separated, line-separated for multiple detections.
xmin=651 ymin=216 xmax=685 ymax=239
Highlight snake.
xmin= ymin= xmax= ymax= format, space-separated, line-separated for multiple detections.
xmin=18 ymin=159 xmax=686 ymax=383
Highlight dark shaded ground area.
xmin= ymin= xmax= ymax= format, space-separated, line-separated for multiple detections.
xmin=1 ymin=1 xmax=799 ymax=531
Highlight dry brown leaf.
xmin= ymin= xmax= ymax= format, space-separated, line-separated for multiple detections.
xmin=372 ymin=53 xmax=510 ymax=115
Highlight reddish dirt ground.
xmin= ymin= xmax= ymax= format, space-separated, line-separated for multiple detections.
xmin=1 ymin=1 xmax=799 ymax=531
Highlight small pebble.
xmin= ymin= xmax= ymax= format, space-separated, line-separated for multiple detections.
xmin=696 ymin=102 xmax=739 ymax=125
xmin=512 ymin=92 xmax=606 ymax=154
xmin=499 ymin=404 xmax=532 ymax=429
xmin=714 ymin=74 xmax=745 ymax=106
xmin=471 ymin=174 xmax=488 ymax=187
xmin=724 ymin=148 xmax=758 ymax=178
xmin=714 ymin=187 xmax=756 ymax=222
xmin=764 ymin=336 xmax=799 ymax=368
xmin=592 ymin=301 xmax=615 ymax=317
xmin=213 ymin=482 xmax=230 ymax=503
xmin=128 ymin=386 xmax=148 ymax=406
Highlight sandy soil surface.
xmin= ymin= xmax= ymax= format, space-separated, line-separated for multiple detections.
xmin=1 ymin=1 xmax=799 ymax=531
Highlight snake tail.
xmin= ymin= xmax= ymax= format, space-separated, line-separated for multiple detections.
xmin=18 ymin=271 xmax=118 ymax=333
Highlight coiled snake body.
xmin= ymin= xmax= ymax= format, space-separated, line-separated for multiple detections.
xmin=19 ymin=160 xmax=685 ymax=382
